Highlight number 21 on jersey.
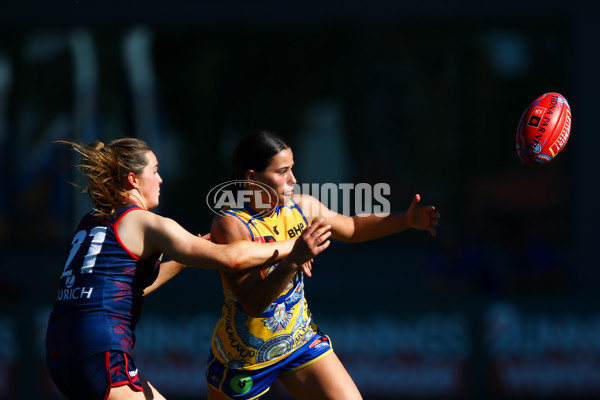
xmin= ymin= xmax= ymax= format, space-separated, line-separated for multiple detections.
xmin=61 ymin=227 xmax=107 ymax=278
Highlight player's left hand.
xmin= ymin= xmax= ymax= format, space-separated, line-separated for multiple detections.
xmin=407 ymin=194 xmax=440 ymax=237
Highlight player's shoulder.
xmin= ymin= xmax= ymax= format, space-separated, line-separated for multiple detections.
xmin=120 ymin=206 xmax=156 ymax=220
xmin=210 ymin=213 xmax=251 ymax=243
xmin=210 ymin=211 xmax=251 ymax=241
xmin=118 ymin=206 xmax=167 ymax=233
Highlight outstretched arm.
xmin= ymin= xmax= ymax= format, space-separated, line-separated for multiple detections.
xmin=213 ymin=216 xmax=331 ymax=317
xmin=143 ymin=232 xmax=214 ymax=296
xmin=155 ymin=217 xmax=298 ymax=271
xmin=119 ymin=210 xmax=297 ymax=272
xmin=143 ymin=260 xmax=187 ymax=296
xmin=295 ymin=193 xmax=440 ymax=243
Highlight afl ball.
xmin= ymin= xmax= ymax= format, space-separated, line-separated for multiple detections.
xmin=516 ymin=92 xmax=571 ymax=165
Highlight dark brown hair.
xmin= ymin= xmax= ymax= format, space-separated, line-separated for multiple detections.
xmin=231 ymin=130 xmax=289 ymax=180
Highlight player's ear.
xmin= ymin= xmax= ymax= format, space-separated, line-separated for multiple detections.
xmin=126 ymin=171 xmax=138 ymax=189
xmin=245 ymin=170 xmax=255 ymax=181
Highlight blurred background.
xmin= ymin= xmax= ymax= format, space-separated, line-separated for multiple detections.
xmin=1 ymin=0 xmax=600 ymax=398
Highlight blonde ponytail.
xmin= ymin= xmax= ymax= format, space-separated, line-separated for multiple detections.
xmin=57 ymin=138 xmax=152 ymax=217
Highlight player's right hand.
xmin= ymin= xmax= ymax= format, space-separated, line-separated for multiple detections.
xmin=288 ymin=219 xmax=331 ymax=276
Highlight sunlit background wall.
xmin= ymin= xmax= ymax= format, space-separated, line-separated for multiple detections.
xmin=1 ymin=1 xmax=600 ymax=399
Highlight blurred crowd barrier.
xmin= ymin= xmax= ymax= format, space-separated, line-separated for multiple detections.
xmin=4 ymin=296 xmax=600 ymax=399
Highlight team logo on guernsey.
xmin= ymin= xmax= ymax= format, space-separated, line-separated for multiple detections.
xmin=257 ymin=335 xmax=295 ymax=363
xmin=230 ymin=375 xmax=253 ymax=395
xmin=263 ymin=303 xmax=293 ymax=333
xmin=206 ymin=180 xmax=276 ymax=219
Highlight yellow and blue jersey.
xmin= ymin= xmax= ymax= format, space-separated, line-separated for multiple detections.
xmin=210 ymin=199 xmax=321 ymax=370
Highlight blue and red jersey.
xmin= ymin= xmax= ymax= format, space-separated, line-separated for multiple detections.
xmin=46 ymin=204 xmax=161 ymax=369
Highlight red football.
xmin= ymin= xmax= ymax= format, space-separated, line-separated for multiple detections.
xmin=516 ymin=92 xmax=572 ymax=165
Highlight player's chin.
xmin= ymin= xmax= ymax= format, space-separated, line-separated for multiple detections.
xmin=281 ymin=193 xmax=293 ymax=204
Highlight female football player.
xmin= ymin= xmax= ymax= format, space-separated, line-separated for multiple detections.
xmin=45 ymin=138 xmax=331 ymax=400
xmin=206 ymin=130 xmax=440 ymax=399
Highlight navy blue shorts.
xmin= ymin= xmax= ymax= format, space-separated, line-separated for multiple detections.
xmin=206 ymin=333 xmax=333 ymax=399
xmin=48 ymin=351 xmax=148 ymax=400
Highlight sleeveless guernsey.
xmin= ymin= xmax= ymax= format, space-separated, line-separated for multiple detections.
xmin=210 ymin=199 xmax=320 ymax=370
xmin=46 ymin=204 xmax=161 ymax=368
